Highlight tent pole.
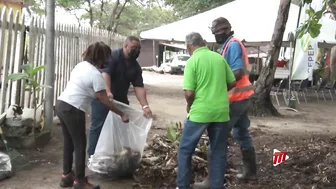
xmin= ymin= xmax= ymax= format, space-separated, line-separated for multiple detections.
xmin=290 ymin=1 xmax=303 ymax=80
xmin=152 ymin=40 xmax=156 ymax=67
xmin=288 ymin=32 xmax=296 ymax=109
xmin=257 ymin=46 xmax=260 ymax=74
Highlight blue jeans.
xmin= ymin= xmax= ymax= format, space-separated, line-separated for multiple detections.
xmin=87 ymin=99 xmax=109 ymax=156
xmin=177 ymin=118 xmax=230 ymax=189
xmin=229 ymin=99 xmax=254 ymax=150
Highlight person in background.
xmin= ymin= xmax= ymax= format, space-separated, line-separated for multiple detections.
xmin=56 ymin=42 xmax=129 ymax=189
xmin=320 ymin=51 xmax=331 ymax=88
xmin=193 ymin=17 xmax=257 ymax=189
xmin=177 ymin=32 xmax=236 ymax=189
xmin=276 ymin=58 xmax=287 ymax=68
xmin=88 ymin=36 xmax=152 ymax=157
xmin=329 ymin=46 xmax=336 ymax=86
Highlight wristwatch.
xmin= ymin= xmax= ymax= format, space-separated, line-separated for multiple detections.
xmin=142 ymin=105 xmax=149 ymax=110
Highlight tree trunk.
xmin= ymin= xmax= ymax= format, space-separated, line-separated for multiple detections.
xmin=86 ymin=0 xmax=94 ymax=27
xmin=327 ymin=2 xmax=336 ymax=19
xmin=112 ymin=0 xmax=129 ymax=33
xmin=107 ymin=0 xmax=120 ymax=31
xmin=99 ymin=0 xmax=105 ymax=29
xmin=249 ymin=0 xmax=292 ymax=117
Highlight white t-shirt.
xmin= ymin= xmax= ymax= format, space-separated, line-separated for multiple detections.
xmin=58 ymin=61 xmax=106 ymax=112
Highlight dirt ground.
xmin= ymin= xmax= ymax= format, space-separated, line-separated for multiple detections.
xmin=1 ymin=71 xmax=336 ymax=189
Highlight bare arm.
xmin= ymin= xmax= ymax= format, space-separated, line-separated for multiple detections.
xmin=134 ymin=87 xmax=149 ymax=107
xmin=233 ymin=70 xmax=244 ymax=81
xmin=185 ymin=90 xmax=195 ymax=107
xmin=96 ymin=90 xmax=123 ymax=116
xmin=226 ymin=42 xmax=245 ymax=81
xmin=227 ymin=81 xmax=236 ymax=91
xmin=102 ymin=72 xmax=112 ymax=93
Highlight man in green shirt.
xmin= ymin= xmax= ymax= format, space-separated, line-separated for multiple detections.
xmin=176 ymin=32 xmax=236 ymax=189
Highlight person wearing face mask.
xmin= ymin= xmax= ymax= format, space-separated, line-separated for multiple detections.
xmin=87 ymin=36 xmax=152 ymax=158
xmin=56 ymin=42 xmax=129 ymax=189
xmin=192 ymin=17 xmax=257 ymax=189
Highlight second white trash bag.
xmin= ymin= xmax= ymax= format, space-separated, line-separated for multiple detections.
xmin=88 ymin=100 xmax=152 ymax=177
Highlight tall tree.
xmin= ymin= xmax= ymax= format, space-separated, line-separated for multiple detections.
xmin=80 ymin=0 xmax=178 ymax=36
xmin=249 ymin=0 xmax=292 ymax=116
xmin=251 ymin=0 xmax=336 ymax=116
xmin=164 ymin=0 xmax=232 ymax=18
xmin=106 ymin=0 xmax=130 ymax=32
xmin=327 ymin=1 xmax=336 ymax=18
xmin=57 ymin=0 xmax=87 ymax=26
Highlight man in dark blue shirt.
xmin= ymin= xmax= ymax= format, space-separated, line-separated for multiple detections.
xmin=87 ymin=36 xmax=152 ymax=157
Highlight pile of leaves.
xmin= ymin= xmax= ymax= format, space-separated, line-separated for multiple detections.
xmin=134 ymin=122 xmax=236 ymax=188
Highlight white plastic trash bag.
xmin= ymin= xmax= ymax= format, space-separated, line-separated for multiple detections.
xmin=88 ymin=100 xmax=152 ymax=177
xmin=0 ymin=152 xmax=12 ymax=181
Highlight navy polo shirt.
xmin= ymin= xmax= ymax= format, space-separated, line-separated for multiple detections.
xmin=101 ymin=48 xmax=144 ymax=104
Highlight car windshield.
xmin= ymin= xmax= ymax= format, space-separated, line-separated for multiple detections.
xmin=177 ymin=56 xmax=190 ymax=61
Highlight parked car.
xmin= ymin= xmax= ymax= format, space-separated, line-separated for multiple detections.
xmin=169 ymin=54 xmax=190 ymax=74
xmin=161 ymin=62 xmax=172 ymax=73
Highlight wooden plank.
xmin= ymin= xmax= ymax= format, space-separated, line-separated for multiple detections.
xmin=40 ymin=18 xmax=46 ymax=104
xmin=60 ymin=24 xmax=66 ymax=93
xmin=65 ymin=24 xmax=71 ymax=84
xmin=19 ymin=41 xmax=26 ymax=106
xmin=0 ymin=8 xmax=7 ymax=107
xmin=37 ymin=18 xmax=45 ymax=105
xmin=25 ymin=16 xmax=36 ymax=108
xmin=53 ymin=22 xmax=60 ymax=106
xmin=0 ymin=8 xmax=13 ymax=114
xmin=73 ymin=26 xmax=79 ymax=68
xmin=56 ymin=23 xmax=61 ymax=101
xmin=15 ymin=10 xmax=25 ymax=107
xmin=29 ymin=16 xmax=41 ymax=108
xmin=6 ymin=10 xmax=19 ymax=107
xmin=34 ymin=16 xmax=42 ymax=105
xmin=69 ymin=25 xmax=75 ymax=71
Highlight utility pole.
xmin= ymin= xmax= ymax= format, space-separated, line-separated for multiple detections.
xmin=45 ymin=0 xmax=55 ymax=132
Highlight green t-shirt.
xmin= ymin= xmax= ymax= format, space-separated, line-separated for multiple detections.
xmin=183 ymin=46 xmax=235 ymax=123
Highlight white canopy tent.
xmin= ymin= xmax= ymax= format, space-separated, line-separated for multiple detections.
xmin=318 ymin=17 xmax=336 ymax=46
xmin=140 ymin=0 xmax=336 ymax=45
xmin=140 ymin=0 xmax=300 ymax=43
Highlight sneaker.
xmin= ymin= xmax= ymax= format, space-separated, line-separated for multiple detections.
xmin=60 ymin=171 xmax=74 ymax=188
xmin=73 ymin=177 xmax=100 ymax=189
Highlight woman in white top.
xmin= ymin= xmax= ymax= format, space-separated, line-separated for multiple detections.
xmin=56 ymin=42 xmax=128 ymax=189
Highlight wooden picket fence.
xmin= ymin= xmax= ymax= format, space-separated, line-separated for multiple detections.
xmin=0 ymin=7 xmax=126 ymax=115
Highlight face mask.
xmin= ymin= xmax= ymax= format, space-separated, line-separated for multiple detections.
xmin=215 ymin=31 xmax=234 ymax=44
xmin=129 ymin=48 xmax=140 ymax=60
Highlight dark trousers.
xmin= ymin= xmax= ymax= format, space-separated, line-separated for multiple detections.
xmin=56 ymin=100 xmax=86 ymax=181
xmin=229 ymin=99 xmax=254 ymax=150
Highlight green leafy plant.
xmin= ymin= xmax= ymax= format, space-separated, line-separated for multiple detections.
xmin=166 ymin=122 xmax=183 ymax=143
xmin=6 ymin=64 xmax=51 ymax=138
xmin=297 ymin=0 xmax=336 ymax=39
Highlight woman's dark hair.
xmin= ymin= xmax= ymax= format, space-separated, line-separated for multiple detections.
xmin=82 ymin=42 xmax=112 ymax=67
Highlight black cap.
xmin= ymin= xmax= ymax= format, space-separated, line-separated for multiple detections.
xmin=211 ymin=17 xmax=231 ymax=34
